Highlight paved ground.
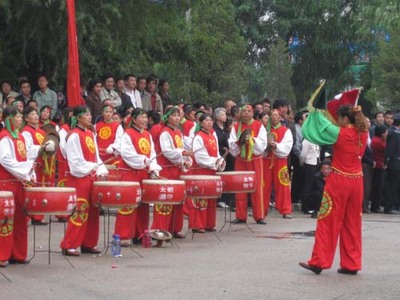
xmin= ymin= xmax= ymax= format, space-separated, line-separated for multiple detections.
xmin=1 ymin=208 xmax=400 ymax=300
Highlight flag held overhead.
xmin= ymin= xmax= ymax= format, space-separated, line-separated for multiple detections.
xmin=307 ymin=79 xmax=326 ymax=111
xmin=327 ymin=88 xmax=361 ymax=122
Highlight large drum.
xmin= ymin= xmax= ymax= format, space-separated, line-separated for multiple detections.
xmin=92 ymin=181 xmax=141 ymax=208
xmin=141 ymin=180 xmax=186 ymax=205
xmin=215 ymin=171 xmax=256 ymax=193
xmin=0 ymin=191 xmax=15 ymax=225
xmin=105 ymin=164 xmax=121 ymax=181
xmin=179 ymin=175 xmax=223 ymax=199
xmin=24 ymin=187 xmax=77 ymax=215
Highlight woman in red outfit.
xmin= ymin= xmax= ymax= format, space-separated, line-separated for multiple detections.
xmin=300 ymin=104 xmax=368 ymax=275
xmin=189 ymin=114 xmax=225 ymax=232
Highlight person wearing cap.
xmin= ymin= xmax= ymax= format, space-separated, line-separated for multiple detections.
xmin=263 ymin=109 xmax=294 ymax=219
xmin=99 ymin=74 xmax=122 ymax=109
xmin=299 ymin=100 xmax=368 ymax=275
xmin=94 ymin=104 xmax=123 ymax=165
xmin=383 ymin=112 xmax=400 ymax=214
xmin=0 ymin=106 xmax=45 ymax=266
xmin=151 ymin=106 xmax=192 ymax=238
xmin=32 ymin=74 xmax=58 ymax=120
xmin=114 ymin=108 xmax=161 ymax=245
xmin=60 ymin=106 xmax=108 ymax=256
xmin=188 ymin=113 xmax=225 ymax=232
xmin=228 ymin=104 xmax=268 ymax=224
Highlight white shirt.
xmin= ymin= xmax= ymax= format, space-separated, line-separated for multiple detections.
xmin=124 ymin=88 xmax=143 ymax=108
xmin=274 ymin=128 xmax=293 ymax=158
xmin=228 ymin=123 xmax=268 ymax=157
xmin=159 ymin=129 xmax=192 ymax=167
xmin=299 ymin=139 xmax=320 ymax=166
xmin=193 ymin=131 xmax=221 ymax=170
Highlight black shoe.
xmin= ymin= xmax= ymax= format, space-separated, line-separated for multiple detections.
xmin=299 ymin=262 xmax=322 ymax=275
xmin=132 ymin=237 xmax=141 ymax=245
xmin=8 ymin=258 xmax=28 ymax=265
xmin=282 ymin=214 xmax=292 ymax=219
xmin=337 ymin=268 xmax=358 ymax=275
xmin=62 ymin=249 xmax=80 ymax=257
xmin=31 ymin=219 xmax=48 ymax=226
xmin=311 ymin=211 xmax=318 ymax=218
xmin=192 ymin=229 xmax=205 ymax=233
xmin=256 ymin=219 xmax=267 ymax=225
xmin=56 ymin=217 xmax=68 ymax=223
xmin=173 ymin=233 xmax=186 ymax=239
xmin=81 ymin=247 xmax=101 ymax=254
xmin=231 ymin=218 xmax=246 ymax=224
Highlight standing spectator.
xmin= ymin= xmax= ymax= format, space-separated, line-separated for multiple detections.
xmin=362 ymin=117 xmax=374 ymax=213
xmin=124 ymin=74 xmax=142 ymax=109
xmin=85 ymin=78 xmax=103 ymax=124
xmin=32 ymin=74 xmax=58 ymax=120
xmin=223 ymin=99 xmax=236 ymax=117
xmin=16 ymin=80 xmax=32 ymax=104
xmin=291 ymin=111 xmax=307 ymax=204
xmin=384 ymin=110 xmax=394 ymax=128
xmin=142 ymin=75 xmax=163 ymax=113
xmin=370 ymin=125 xmax=387 ymax=213
xmin=262 ymin=98 xmax=271 ymax=114
xmin=369 ymin=111 xmax=384 ymax=137
xmin=158 ymin=79 xmax=172 ymax=109
xmin=0 ymin=80 xmax=19 ymax=107
xmin=383 ymin=113 xmax=400 ymax=214
xmin=99 ymin=74 xmax=122 ymax=109
xmin=115 ymin=77 xmax=131 ymax=112
xmin=137 ymin=76 xmax=147 ymax=99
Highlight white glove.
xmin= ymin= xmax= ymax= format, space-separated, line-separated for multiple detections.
xmin=44 ymin=140 xmax=56 ymax=152
xmin=105 ymin=145 xmax=114 ymax=154
xmin=92 ymin=164 xmax=98 ymax=171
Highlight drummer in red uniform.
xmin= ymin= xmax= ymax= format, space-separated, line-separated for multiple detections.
xmin=95 ymin=104 xmax=123 ymax=165
xmin=0 ymin=106 xmax=47 ymax=266
xmin=189 ymin=114 xmax=225 ymax=232
xmin=114 ymin=108 xmax=161 ymax=245
xmin=151 ymin=106 xmax=192 ymax=238
xmin=60 ymin=106 xmax=108 ymax=256
xmin=39 ymin=105 xmax=58 ymax=130
xmin=228 ymin=104 xmax=268 ymax=224
xmin=263 ymin=109 xmax=294 ymax=218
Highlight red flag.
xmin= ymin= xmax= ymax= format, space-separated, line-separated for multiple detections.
xmin=327 ymin=89 xmax=360 ymax=122
xmin=67 ymin=0 xmax=84 ymax=107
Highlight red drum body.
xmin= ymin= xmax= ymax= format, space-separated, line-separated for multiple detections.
xmin=180 ymin=175 xmax=223 ymax=199
xmin=106 ymin=165 xmax=121 ymax=181
xmin=0 ymin=191 xmax=15 ymax=224
xmin=141 ymin=180 xmax=186 ymax=205
xmin=92 ymin=181 xmax=141 ymax=208
xmin=215 ymin=171 xmax=256 ymax=193
xmin=24 ymin=187 xmax=77 ymax=215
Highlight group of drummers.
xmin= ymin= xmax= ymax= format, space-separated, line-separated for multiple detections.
xmin=0 ymin=101 xmax=294 ymax=266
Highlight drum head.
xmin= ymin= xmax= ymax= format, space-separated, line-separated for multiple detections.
xmin=142 ymin=179 xmax=185 ymax=185
xmin=216 ymin=171 xmax=256 ymax=176
xmin=93 ymin=181 xmax=140 ymax=187
xmin=180 ymin=175 xmax=221 ymax=180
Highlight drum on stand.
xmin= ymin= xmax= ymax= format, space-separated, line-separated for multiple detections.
xmin=0 ymin=191 xmax=15 ymax=226
xmin=141 ymin=179 xmax=186 ymax=205
xmin=215 ymin=171 xmax=256 ymax=194
xmin=179 ymin=175 xmax=223 ymax=199
xmin=92 ymin=181 xmax=141 ymax=209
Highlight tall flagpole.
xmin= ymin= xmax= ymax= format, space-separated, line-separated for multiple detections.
xmin=66 ymin=0 xmax=84 ymax=107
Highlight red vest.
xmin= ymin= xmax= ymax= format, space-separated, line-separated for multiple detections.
xmin=196 ymin=130 xmax=218 ymax=157
xmin=234 ymin=120 xmax=263 ymax=159
xmin=22 ymin=125 xmax=46 ymax=146
xmin=0 ymin=131 xmax=28 ymax=180
xmin=158 ymin=125 xmax=184 ymax=167
xmin=96 ymin=120 xmax=120 ymax=161
xmin=119 ymin=127 xmax=152 ymax=169
xmin=181 ymin=119 xmax=194 ymax=137
xmin=67 ymin=127 xmax=97 ymax=163
xmin=267 ymin=124 xmax=288 ymax=158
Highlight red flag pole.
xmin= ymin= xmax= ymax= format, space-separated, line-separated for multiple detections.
xmin=66 ymin=0 xmax=84 ymax=107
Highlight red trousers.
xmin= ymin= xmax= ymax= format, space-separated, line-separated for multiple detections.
xmin=263 ymin=156 xmax=292 ymax=215
xmin=0 ymin=181 xmax=27 ymax=261
xmin=60 ymin=175 xmax=99 ymax=250
xmin=151 ymin=167 xmax=183 ymax=234
xmin=114 ymin=169 xmax=149 ymax=240
xmin=308 ymin=172 xmax=363 ymax=270
xmin=235 ymin=156 xmax=265 ymax=222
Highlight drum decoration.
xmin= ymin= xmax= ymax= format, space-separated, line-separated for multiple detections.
xmin=0 ymin=191 xmax=15 ymax=225
xmin=141 ymin=180 xmax=186 ymax=204
xmin=24 ymin=187 xmax=77 ymax=215
xmin=179 ymin=175 xmax=223 ymax=199
xmin=92 ymin=181 xmax=141 ymax=208
xmin=215 ymin=171 xmax=256 ymax=193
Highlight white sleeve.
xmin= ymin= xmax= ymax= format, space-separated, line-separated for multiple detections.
xmin=160 ymin=131 xmax=184 ymax=166
xmin=120 ymin=133 xmax=147 ymax=169
xmin=58 ymin=128 xmax=68 ymax=158
xmin=0 ymin=137 xmax=36 ymax=181
xmin=183 ymin=124 xmax=196 ymax=150
xmin=299 ymin=139 xmax=310 ymax=165
xmin=22 ymin=131 xmax=40 ymax=160
xmin=228 ymin=126 xmax=240 ymax=157
xmin=193 ymin=135 xmax=218 ymax=170
xmin=252 ymin=125 xmax=268 ymax=156
xmin=94 ymin=137 xmax=108 ymax=177
xmin=275 ymin=129 xmax=293 ymax=158
xmin=66 ymin=133 xmax=97 ymax=177
xmin=135 ymin=91 xmax=143 ymax=108
xmin=111 ymin=125 xmax=124 ymax=154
